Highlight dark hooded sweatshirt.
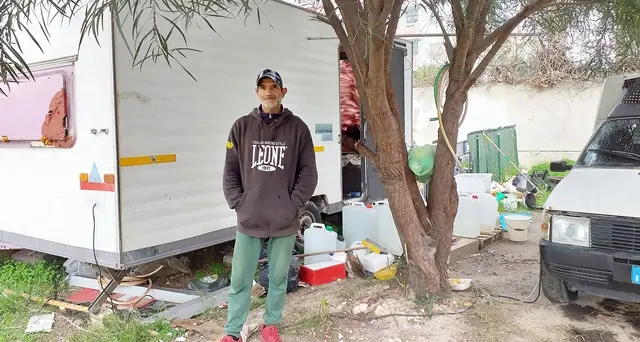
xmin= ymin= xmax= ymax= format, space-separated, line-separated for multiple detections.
xmin=222 ymin=106 xmax=319 ymax=238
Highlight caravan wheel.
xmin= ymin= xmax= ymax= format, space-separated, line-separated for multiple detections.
xmin=296 ymin=202 xmax=322 ymax=253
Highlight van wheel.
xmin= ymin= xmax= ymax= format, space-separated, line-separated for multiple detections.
xmin=540 ymin=262 xmax=578 ymax=303
xmin=296 ymin=202 xmax=322 ymax=253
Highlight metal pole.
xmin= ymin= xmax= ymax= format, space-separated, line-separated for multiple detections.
xmin=307 ymin=32 xmax=539 ymax=40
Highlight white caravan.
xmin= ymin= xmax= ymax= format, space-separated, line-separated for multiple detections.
xmin=0 ymin=0 xmax=412 ymax=290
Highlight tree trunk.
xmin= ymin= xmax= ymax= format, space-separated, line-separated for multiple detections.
xmin=427 ymin=88 xmax=466 ymax=292
xmin=364 ymin=84 xmax=440 ymax=296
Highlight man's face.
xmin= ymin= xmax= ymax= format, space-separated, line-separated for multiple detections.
xmin=256 ymin=77 xmax=287 ymax=111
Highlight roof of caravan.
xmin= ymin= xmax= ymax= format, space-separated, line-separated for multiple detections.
xmin=272 ymin=0 xmax=325 ymax=16
xmin=607 ymin=103 xmax=640 ymax=119
xmin=269 ymin=1 xmax=411 ymax=45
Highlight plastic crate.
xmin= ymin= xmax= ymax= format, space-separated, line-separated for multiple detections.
xmin=455 ymin=173 xmax=492 ymax=193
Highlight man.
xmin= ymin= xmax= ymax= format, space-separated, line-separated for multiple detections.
xmin=221 ymin=69 xmax=319 ymax=342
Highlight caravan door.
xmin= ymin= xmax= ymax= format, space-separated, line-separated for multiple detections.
xmin=362 ymin=42 xmax=413 ymax=201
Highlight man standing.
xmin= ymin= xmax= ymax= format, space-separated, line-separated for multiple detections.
xmin=221 ymin=69 xmax=319 ymax=342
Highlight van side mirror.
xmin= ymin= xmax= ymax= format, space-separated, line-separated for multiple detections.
xmin=550 ymin=160 xmax=572 ymax=172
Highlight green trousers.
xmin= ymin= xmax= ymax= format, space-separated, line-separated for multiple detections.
xmin=224 ymin=231 xmax=296 ymax=338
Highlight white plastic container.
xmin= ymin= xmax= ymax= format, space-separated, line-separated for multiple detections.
xmin=336 ymin=236 xmax=346 ymax=250
xmin=455 ymin=173 xmax=492 ymax=194
xmin=475 ymin=193 xmax=499 ymax=233
xmin=350 ymin=241 xmax=368 ymax=262
xmin=504 ymin=215 xmax=531 ymax=242
xmin=453 ymin=194 xmax=482 ymax=238
xmin=361 ymin=253 xmax=395 ymax=273
xmin=372 ymin=200 xmax=403 ymax=256
xmin=329 ymin=252 xmax=347 ymax=263
xmin=342 ymin=202 xmax=377 ymax=247
xmin=304 ymin=223 xmax=338 ymax=264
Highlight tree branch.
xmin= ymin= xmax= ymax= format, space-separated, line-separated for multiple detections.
xmin=450 ymin=0 xmax=483 ymax=83
xmin=450 ymin=0 xmax=464 ymax=34
xmin=383 ymin=0 xmax=403 ymax=68
xmin=465 ymin=0 xmax=558 ymax=89
xmin=333 ymin=0 xmax=368 ymax=68
xmin=475 ymin=0 xmax=555 ymax=53
xmin=420 ymin=1 xmax=454 ymax=62
xmin=462 ymin=0 xmax=493 ymax=75
xmin=463 ymin=26 xmax=514 ymax=90
xmin=354 ymin=140 xmax=379 ymax=167
xmin=322 ymin=0 xmax=368 ymax=87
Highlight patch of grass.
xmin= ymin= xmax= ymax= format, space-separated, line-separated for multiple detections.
xmin=497 ymin=200 xmax=529 ymax=213
xmin=0 ymin=258 xmax=68 ymax=342
xmin=199 ymin=296 xmax=267 ymax=322
xmin=281 ymin=298 xmax=331 ymax=336
xmin=413 ymin=294 xmax=440 ymax=315
xmin=535 ymin=188 xmax=551 ymax=208
xmin=0 ymin=295 xmax=43 ymax=342
xmin=338 ymin=278 xmax=381 ymax=300
xmin=194 ymin=261 xmax=232 ymax=281
xmin=68 ymin=314 xmax=183 ymax=342
xmin=0 ymin=260 xmax=67 ymax=296
xmin=529 ymin=159 xmax=575 ymax=177
xmin=467 ymin=301 xmax=515 ymax=341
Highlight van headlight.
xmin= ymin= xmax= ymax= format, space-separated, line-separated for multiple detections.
xmin=551 ymin=215 xmax=591 ymax=247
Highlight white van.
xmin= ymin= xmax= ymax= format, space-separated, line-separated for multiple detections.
xmin=539 ymin=73 xmax=640 ymax=303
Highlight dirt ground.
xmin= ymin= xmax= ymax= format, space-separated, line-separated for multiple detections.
xmin=36 ymin=212 xmax=640 ymax=341
xmin=203 ymin=211 xmax=640 ymax=342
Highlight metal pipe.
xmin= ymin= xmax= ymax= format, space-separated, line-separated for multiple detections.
xmin=307 ymin=32 xmax=539 ymax=40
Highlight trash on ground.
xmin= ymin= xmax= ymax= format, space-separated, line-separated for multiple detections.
xmin=171 ymin=318 xmax=225 ymax=340
xmin=240 ymin=322 xmax=260 ymax=341
xmin=25 ymin=313 xmax=55 ymax=333
xmin=373 ymin=263 xmax=398 ymax=280
xmin=258 ymin=244 xmax=300 ymax=294
xmin=250 ymin=282 xmax=266 ymax=298
xmin=449 ymin=278 xmax=472 ymax=291
xmin=352 ymin=303 xmax=369 ymax=315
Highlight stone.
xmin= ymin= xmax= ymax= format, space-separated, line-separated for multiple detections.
xmin=352 ymin=303 xmax=368 ymax=315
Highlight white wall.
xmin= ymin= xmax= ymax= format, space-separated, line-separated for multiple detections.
xmin=413 ymin=82 xmax=603 ymax=167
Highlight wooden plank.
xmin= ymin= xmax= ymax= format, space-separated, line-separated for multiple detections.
xmin=449 ymin=238 xmax=480 ymax=263
xmin=450 ymin=228 xmax=504 ymax=262
xmin=476 ymin=228 xmax=504 ymax=250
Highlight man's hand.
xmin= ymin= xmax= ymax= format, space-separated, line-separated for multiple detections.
xmin=223 ymin=124 xmax=244 ymax=209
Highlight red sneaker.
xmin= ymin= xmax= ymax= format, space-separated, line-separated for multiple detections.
xmin=261 ymin=325 xmax=282 ymax=342
xmin=220 ymin=336 xmax=242 ymax=342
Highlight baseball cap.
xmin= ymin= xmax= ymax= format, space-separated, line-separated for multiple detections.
xmin=256 ymin=69 xmax=283 ymax=88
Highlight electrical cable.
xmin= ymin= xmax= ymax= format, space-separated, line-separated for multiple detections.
xmin=92 ymin=203 xmax=163 ymax=309
xmin=478 ymin=254 xmax=543 ymax=304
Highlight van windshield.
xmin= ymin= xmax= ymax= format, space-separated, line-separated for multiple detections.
xmin=577 ymin=117 xmax=640 ymax=167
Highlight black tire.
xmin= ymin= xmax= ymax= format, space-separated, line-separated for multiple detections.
xmin=540 ymin=262 xmax=578 ymax=303
xmin=295 ymin=201 xmax=322 ymax=253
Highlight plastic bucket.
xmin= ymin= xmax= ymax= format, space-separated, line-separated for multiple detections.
xmin=499 ymin=211 xmax=531 ymax=231
xmin=504 ymin=214 xmax=531 ymax=242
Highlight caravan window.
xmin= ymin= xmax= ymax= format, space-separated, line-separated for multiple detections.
xmin=0 ymin=70 xmax=74 ymax=148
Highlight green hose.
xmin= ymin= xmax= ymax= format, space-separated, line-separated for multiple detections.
xmin=431 ymin=63 xmax=465 ymax=169
xmin=433 ymin=63 xmax=451 ymax=103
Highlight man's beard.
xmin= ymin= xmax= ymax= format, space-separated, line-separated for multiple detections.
xmin=262 ymin=99 xmax=280 ymax=110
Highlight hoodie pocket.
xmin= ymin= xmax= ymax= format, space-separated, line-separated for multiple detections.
xmin=236 ymin=186 xmax=298 ymax=232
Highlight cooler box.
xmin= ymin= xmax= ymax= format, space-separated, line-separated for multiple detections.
xmin=300 ymin=260 xmax=346 ymax=286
